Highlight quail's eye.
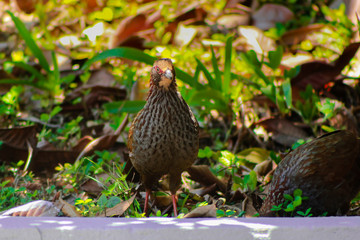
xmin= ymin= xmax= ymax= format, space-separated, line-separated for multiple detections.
xmin=155 ymin=66 xmax=161 ymax=72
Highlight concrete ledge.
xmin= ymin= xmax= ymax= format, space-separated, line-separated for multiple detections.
xmin=1 ymin=216 xmax=360 ymax=240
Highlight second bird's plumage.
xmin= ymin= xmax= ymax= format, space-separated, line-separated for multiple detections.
xmin=259 ymin=130 xmax=360 ymax=217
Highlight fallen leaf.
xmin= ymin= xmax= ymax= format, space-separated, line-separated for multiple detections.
xmin=110 ymin=14 xmax=149 ymax=48
xmin=184 ymin=204 xmax=217 ymax=218
xmin=253 ymin=160 xmax=273 ymax=177
xmin=238 ymin=26 xmax=276 ymax=54
xmin=291 ymin=42 xmax=360 ymax=91
xmin=1 ymin=200 xmax=60 ymax=217
xmin=62 ymin=84 xmax=127 ymax=113
xmin=281 ymin=24 xmax=325 ymax=45
xmin=174 ymin=24 xmax=197 ymax=46
xmin=99 ymin=194 xmax=136 ymax=217
xmin=242 ymin=193 xmax=262 ymax=217
xmin=15 ymin=0 xmax=37 ymax=14
xmin=328 ymin=81 xmax=358 ymax=108
xmin=80 ymin=173 xmax=109 ymax=196
xmin=237 ymin=148 xmax=270 ymax=164
xmin=0 ymin=125 xmax=37 ymax=149
xmin=256 ymin=117 xmax=310 ymax=147
xmin=187 ymin=165 xmax=227 ymax=193
xmin=253 ymin=4 xmax=294 ymax=30
xmin=58 ymin=198 xmax=82 ymax=217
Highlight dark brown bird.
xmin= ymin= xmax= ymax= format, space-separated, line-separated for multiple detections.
xmin=128 ymin=58 xmax=199 ymax=216
xmin=259 ymin=130 xmax=360 ymax=217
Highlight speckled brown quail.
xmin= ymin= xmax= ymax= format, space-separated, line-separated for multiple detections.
xmin=128 ymin=58 xmax=199 ymax=216
xmin=259 ymin=130 xmax=360 ymax=217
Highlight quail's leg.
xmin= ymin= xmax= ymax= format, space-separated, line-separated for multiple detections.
xmin=171 ymin=194 xmax=178 ymax=217
xmin=144 ymin=189 xmax=151 ymax=215
xmin=169 ymin=173 xmax=182 ymax=217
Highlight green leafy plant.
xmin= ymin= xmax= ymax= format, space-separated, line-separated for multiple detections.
xmin=240 ymin=46 xmax=298 ymax=116
xmin=270 ymin=189 xmax=312 ymax=217
xmin=189 ymin=36 xmax=235 ymax=114
xmin=4 ymin=11 xmax=76 ymax=102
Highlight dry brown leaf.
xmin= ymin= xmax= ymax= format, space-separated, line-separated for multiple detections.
xmin=174 ymin=24 xmax=197 ymax=46
xmin=217 ymin=14 xmax=250 ymax=29
xmin=253 ymin=160 xmax=273 ymax=177
xmin=253 ymin=4 xmax=293 ymax=30
xmin=291 ymin=42 xmax=360 ymax=91
xmin=153 ymin=194 xmax=173 ymax=208
xmin=242 ymin=194 xmax=259 ymax=218
xmin=329 ymin=108 xmax=358 ymax=134
xmin=281 ymin=24 xmax=325 ymax=45
xmin=238 ymin=26 xmax=276 ymax=54
xmin=187 ymin=165 xmax=227 ymax=193
xmin=87 ymin=69 xmax=116 ymax=87
xmin=328 ymin=82 xmax=358 ymax=108
xmin=58 ymin=198 xmax=82 ymax=217
xmin=110 ymin=14 xmax=149 ymax=48
xmin=29 ymin=149 xmax=79 ymax=174
xmin=62 ymin=84 xmax=126 ymax=112
xmin=80 ymin=173 xmax=109 ymax=195
xmin=15 ymin=0 xmax=37 ymax=14
xmin=0 ymin=125 xmax=37 ymax=149
xmin=1 ymin=200 xmax=60 ymax=217
xmin=99 ymin=194 xmax=136 ymax=217
xmin=184 ymin=204 xmax=217 ymax=218
xmin=256 ymin=117 xmax=310 ymax=147
xmin=264 ymin=168 xmax=276 ymax=185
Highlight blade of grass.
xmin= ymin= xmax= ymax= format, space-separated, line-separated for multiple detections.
xmin=210 ymin=45 xmax=222 ymax=90
xmin=223 ymin=36 xmax=233 ymax=95
xmin=0 ymin=79 xmax=46 ymax=89
xmin=7 ymin=11 xmax=50 ymax=73
xmin=81 ymin=48 xmax=156 ymax=70
xmin=52 ymin=51 xmax=60 ymax=85
xmin=104 ymin=100 xmax=146 ymax=114
xmin=12 ymin=62 xmax=47 ymax=84
xmin=81 ymin=47 xmax=202 ymax=89
xmin=193 ymin=64 xmax=201 ymax=83
xmin=175 ymin=67 xmax=203 ymax=89
xmin=195 ymin=58 xmax=217 ymax=89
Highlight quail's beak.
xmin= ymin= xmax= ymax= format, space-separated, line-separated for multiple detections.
xmin=159 ymin=69 xmax=173 ymax=90
xmin=164 ymin=69 xmax=173 ymax=80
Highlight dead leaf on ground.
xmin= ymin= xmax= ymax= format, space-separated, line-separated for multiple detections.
xmin=58 ymin=197 xmax=82 ymax=217
xmin=237 ymin=148 xmax=270 ymax=164
xmin=29 ymin=149 xmax=80 ymax=174
xmin=253 ymin=160 xmax=273 ymax=177
xmin=281 ymin=24 xmax=325 ymax=45
xmin=0 ymin=126 xmax=38 ymax=169
xmin=238 ymin=26 xmax=276 ymax=54
xmin=329 ymin=108 xmax=358 ymax=135
xmin=110 ymin=14 xmax=151 ymax=48
xmin=256 ymin=117 xmax=310 ymax=147
xmin=253 ymin=4 xmax=294 ymax=30
xmin=242 ymin=193 xmax=262 ymax=218
xmin=328 ymin=81 xmax=358 ymax=108
xmin=98 ymin=194 xmax=136 ymax=217
xmin=15 ymin=0 xmax=37 ymax=14
xmin=0 ymin=125 xmax=37 ymax=149
xmin=86 ymin=68 xmax=116 ymax=86
xmin=153 ymin=193 xmax=173 ymax=208
xmin=1 ymin=200 xmax=60 ymax=217
xmin=184 ymin=204 xmax=217 ymax=218
xmin=62 ymin=85 xmax=127 ymax=113
xmin=187 ymin=165 xmax=227 ymax=193
xmin=291 ymin=42 xmax=360 ymax=91
xmin=80 ymin=172 xmax=109 ymax=196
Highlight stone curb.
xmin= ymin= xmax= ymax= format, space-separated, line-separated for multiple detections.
xmin=1 ymin=216 xmax=360 ymax=240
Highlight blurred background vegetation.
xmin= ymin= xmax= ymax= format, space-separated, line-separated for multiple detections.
xmin=1 ymin=0 xmax=360 ymax=217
